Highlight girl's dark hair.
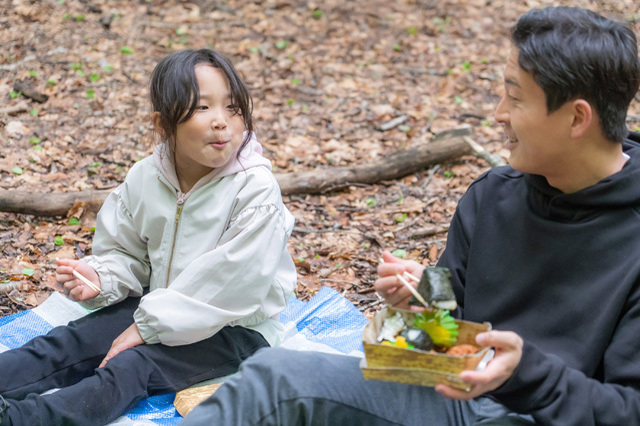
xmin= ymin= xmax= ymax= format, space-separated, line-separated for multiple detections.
xmin=149 ymin=49 xmax=254 ymax=159
xmin=512 ymin=6 xmax=640 ymax=143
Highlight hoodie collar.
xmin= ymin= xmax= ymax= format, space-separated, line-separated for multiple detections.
xmin=525 ymin=137 xmax=640 ymax=221
xmin=153 ymin=132 xmax=272 ymax=196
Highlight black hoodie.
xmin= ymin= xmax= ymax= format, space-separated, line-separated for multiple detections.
xmin=438 ymin=132 xmax=640 ymax=425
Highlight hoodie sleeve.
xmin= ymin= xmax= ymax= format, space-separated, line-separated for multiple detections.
xmin=78 ymin=187 xmax=149 ymax=310
xmin=133 ymin=176 xmax=295 ymax=346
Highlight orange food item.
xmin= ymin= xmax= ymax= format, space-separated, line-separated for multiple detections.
xmin=445 ymin=344 xmax=479 ymax=356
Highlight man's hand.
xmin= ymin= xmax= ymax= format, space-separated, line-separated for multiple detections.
xmin=374 ymin=250 xmax=426 ymax=310
xmin=55 ymin=259 xmax=101 ymax=301
xmin=435 ymin=330 xmax=523 ymax=400
xmin=99 ymin=323 xmax=145 ymax=368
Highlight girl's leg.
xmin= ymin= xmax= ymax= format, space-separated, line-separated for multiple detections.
xmin=2 ymin=325 xmax=268 ymax=426
xmin=0 ymin=296 xmax=140 ymax=400
xmin=181 ymin=347 xmax=477 ymax=426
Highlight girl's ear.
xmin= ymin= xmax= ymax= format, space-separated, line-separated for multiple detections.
xmin=152 ymin=112 xmax=165 ymax=138
xmin=569 ymin=99 xmax=593 ymax=139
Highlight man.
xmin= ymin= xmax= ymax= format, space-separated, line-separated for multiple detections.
xmin=181 ymin=6 xmax=640 ymax=425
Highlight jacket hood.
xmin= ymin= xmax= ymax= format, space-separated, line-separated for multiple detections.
xmin=153 ymin=131 xmax=272 ymax=194
xmin=525 ymin=132 xmax=640 ymax=221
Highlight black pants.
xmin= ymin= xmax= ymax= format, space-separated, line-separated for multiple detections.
xmin=0 ymin=295 xmax=269 ymax=426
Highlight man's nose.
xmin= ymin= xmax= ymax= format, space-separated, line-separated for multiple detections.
xmin=494 ymin=95 xmax=509 ymax=125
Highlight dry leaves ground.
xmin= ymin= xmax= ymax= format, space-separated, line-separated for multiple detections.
xmin=0 ymin=0 xmax=638 ymax=318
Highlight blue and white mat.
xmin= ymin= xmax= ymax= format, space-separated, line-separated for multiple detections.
xmin=0 ymin=287 xmax=369 ymax=424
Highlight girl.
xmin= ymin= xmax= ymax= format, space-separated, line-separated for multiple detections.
xmin=0 ymin=49 xmax=297 ymax=425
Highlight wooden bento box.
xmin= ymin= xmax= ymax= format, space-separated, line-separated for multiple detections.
xmin=360 ymin=307 xmax=494 ymax=390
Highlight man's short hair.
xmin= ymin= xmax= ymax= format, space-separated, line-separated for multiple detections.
xmin=512 ymin=6 xmax=640 ymax=143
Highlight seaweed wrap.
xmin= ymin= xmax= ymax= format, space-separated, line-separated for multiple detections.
xmin=410 ymin=267 xmax=457 ymax=310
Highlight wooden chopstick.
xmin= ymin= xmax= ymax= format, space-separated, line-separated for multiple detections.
xmin=72 ymin=269 xmax=101 ymax=293
xmin=379 ymin=258 xmax=429 ymax=308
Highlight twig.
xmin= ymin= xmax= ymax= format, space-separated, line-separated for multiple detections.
xmin=0 ymin=281 xmax=31 ymax=293
xmin=405 ymin=224 xmax=450 ymax=239
xmin=463 ymin=136 xmax=506 ymax=168
xmin=72 ymin=270 xmax=101 ymax=293
xmin=377 ymin=115 xmax=409 ymax=131
xmin=0 ymin=102 xmax=29 ymax=115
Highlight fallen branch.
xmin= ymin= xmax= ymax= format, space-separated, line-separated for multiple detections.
xmin=277 ymin=125 xmax=474 ymax=195
xmin=13 ymin=80 xmax=49 ymax=103
xmin=0 ymin=102 xmax=30 ymax=116
xmin=0 ymin=126 xmax=474 ymax=217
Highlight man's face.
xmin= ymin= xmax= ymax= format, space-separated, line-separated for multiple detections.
xmin=495 ymin=49 xmax=574 ymax=177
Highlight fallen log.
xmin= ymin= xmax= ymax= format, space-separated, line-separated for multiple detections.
xmin=0 ymin=126 xmax=474 ymax=217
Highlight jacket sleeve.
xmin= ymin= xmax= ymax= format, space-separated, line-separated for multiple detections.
xmin=488 ymin=292 xmax=640 ymax=425
xmin=133 ymin=183 xmax=295 ymax=346
xmin=78 ymin=187 xmax=149 ymax=310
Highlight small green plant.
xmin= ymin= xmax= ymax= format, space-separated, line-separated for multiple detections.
xmin=249 ymin=47 xmax=259 ymax=54
xmin=454 ymin=95 xmax=463 ymax=104
xmin=291 ymin=78 xmax=300 ymax=85
xmin=481 ymin=120 xmax=492 ymax=126
xmin=395 ymin=213 xmax=408 ymax=222
xmin=461 ymin=61 xmax=471 ymax=71
xmin=312 ymin=10 xmax=324 ymax=19
xmin=12 ymin=167 xmax=23 ymax=175
xmin=297 ymin=256 xmax=306 ymax=262
xmin=87 ymin=89 xmax=95 ymax=98
xmin=407 ymin=27 xmax=418 ymax=35
xmin=90 ymin=226 xmax=96 ymax=232
xmin=9 ymin=91 xmax=20 ymax=99
xmin=275 ymin=41 xmax=288 ymax=50
xmin=29 ymin=70 xmax=38 ymax=77
xmin=47 ymin=79 xmax=56 ymax=85
xmin=33 ymin=145 xmax=43 ymax=151
xmin=120 ymin=46 xmax=134 ymax=54
xmin=392 ymin=44 xmax=402 ymax=52
xmin=89 ymin=161 xmax=102 ymax=167
xmin=29 ymin=137 xmax=41 ymax=144
xmin=101 ymin=64 xmax=114 ymax=72
xmin=21 ymin=267 xmax=35 ymax=276
xmin=398 ymin=125 xmax=410 ymax=132
xmin=391 ymin=249 xmax=406 ymax=258
xmin=443 ymin=170 xmax=456 ymax=178
xmin=365 ymin=198 xmax=377 ymax=207
xmin=287 ymin=99 xmax=295 ymax=106
xmin=63 ymin=12 xmax=72 ymax=19
xmin=89 ymin=73 xmax=100 ymax=82
xmin=30 ymin=108 xmax=38 ymax=116
xmin=71 ymin=62 xmax=82 ymax=71
xmin=68 ymin=217 xmax=81 ymax=225
xmin=75 ymin=15 xmax=84 ymax=21
xmin=54 ymin=236 xmax=65 ymax=246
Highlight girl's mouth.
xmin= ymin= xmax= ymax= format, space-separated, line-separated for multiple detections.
xmin=210 ymin=140 xmax=228 ymax=149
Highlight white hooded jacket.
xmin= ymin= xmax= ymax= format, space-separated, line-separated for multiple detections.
xmin=80 ymin=134 xmax=297 ymax=347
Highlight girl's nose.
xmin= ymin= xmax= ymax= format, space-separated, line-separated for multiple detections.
xmin=210 ymin=109 xmax=227 ymax=130
xmin=494 ymin=95 xmax=509 ymax=125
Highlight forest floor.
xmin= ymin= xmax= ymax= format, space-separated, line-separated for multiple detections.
xmin=0 ymin=0 xmax=638 ymax=319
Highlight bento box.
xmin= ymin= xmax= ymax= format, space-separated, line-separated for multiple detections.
xmin=360 ymin=307 xmax=494 ymax=391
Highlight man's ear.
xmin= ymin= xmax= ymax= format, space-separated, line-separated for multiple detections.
xmin=151 ymin=112 xmax=164 ymax=139
xmin=569 ymin=99 xmax=593 ymax=139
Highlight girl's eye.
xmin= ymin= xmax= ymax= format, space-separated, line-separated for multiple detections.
xmin=196 ymin=105 xmax=208 ymax=111
xmin=227 ymin=104 xmax=241 ymax=115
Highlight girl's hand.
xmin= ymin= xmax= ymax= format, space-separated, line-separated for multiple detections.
xmin=435 ymin=330 xmax=523 ymax=400
xmin=99 ymin=323 xmax=145 ymax=368
xmin=55 ymin=259 xmax=101 ymax=301
xmin=374 ymin=250 xmax=426 ymax=310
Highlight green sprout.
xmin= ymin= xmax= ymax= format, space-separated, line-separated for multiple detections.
xmin=54 ymin=236 xmax=65 ymax=246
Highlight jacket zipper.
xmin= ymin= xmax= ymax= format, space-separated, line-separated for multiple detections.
xmin=165 ymin=193 xmax=186 ymax=287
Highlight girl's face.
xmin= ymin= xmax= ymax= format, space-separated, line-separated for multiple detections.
xmin=174 ymin=64 xmax=245 ymax=192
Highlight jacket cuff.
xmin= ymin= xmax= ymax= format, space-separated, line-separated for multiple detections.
xmin=133 ymin=306 xmax=160 ymax=344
